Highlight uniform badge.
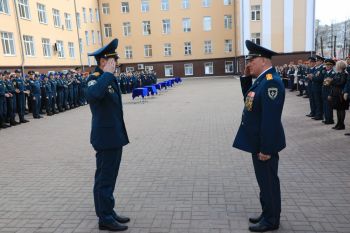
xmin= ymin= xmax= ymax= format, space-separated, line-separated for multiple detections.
xmin=266 ymin=74 xmax=273 ymax=80
xmin=88 ymin=80 xmax=97 ymax=87
xmin=108 ymin=85 xmax=114 ymax=93
xmin=267 ymin=87 xmax=278 ymax=100
xmin=245 ymin=91 xmax=255 ymax=111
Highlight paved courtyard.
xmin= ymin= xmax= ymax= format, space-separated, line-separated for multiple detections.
xmin=1 ymin=77 xmax=350 ymax=233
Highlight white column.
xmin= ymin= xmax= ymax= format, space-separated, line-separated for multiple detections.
xmin=240 ymin=0 xmax=250 ymax=55
xmin=284 ymin=0 xmax=294 ymax=52
xmin=305 ymin=0 xmax=315 ymax=51
xmin=262 ymin=0 xmax=272 ymax=49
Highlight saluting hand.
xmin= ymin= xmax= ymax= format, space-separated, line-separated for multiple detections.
xmin=103 ymin=58 xmax=116 ymax=74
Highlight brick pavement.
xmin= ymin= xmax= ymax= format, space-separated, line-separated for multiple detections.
xmin=0 ymin=77 xmax=350 ymax=233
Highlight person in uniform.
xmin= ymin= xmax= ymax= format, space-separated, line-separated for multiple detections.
xmin=305 ymin=57 xmax=317 ymax=117
xmin=14 ymin=69 xmax=29 ymax=123
xmin=287 ymin=61 xmax=296 ymax=91
xmin=296 ymin=60 xmax=306 ymax=96
xmin=28 ymin=71 xmax=43 ymax=119
xmin=344 ymin=69 xmax=350 ymax=136
xmin=42 ymin=75 xmax=53 ymax=116
xmin=4 ymin=71 xmax=19 ymax=125
xmin=311 ymin=55 xmax=325 ymax=120
xmin=233 ymin=40 xmax=285 ymax=232
xmin=322 ymin=59 xmax=336 ymax=124
xmin=86 ymin=38 xmax=130 ymax=231
xmin=0 ymin=70 xmax=11 ymax=129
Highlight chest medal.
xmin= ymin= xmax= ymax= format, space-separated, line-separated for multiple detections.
xmin=245 ymin=91 xmax=255 ymax=111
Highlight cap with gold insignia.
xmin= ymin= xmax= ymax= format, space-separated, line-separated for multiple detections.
xmin=308 ymin=56 xmax=316 ymax=62
xmin=324 ymin=58 xmax=335 ymax=66
xmin=245 ymin=40 xmax=278 ymax=60
xmin=88 ymin=38 xmax=119 ymax=61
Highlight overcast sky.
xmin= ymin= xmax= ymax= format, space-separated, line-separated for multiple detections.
xmin=315 ymin=0 xmax=350 ymax=25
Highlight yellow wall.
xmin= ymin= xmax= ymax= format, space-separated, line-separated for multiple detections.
xmin=293 ymin=0 xmax=307 ymax=52
xmin=270 ymin=0 xmax=284 ymax=52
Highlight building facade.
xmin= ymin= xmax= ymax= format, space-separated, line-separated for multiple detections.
xmin=0 ymin=0 xmax=315 ymax=76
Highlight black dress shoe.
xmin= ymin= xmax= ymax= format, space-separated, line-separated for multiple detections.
xmin=20 ymin=119 xmax=29 ymax=123
xmin=114 ymin=213 xmax=130 ymax=223
xmin=98 ymin=221 xmax=128 ymax=231
xmin=1 ymin=124 xmax=11 ymax=128
xmin=249 ymin=215 xmax=263 ymax=224
xmin=312 ymin=117 xmax=323 ymax=120
xmin=10 ymin=121 xmax=20 ymax=126
xmin=249 ymin=222 xmax=279 ymax=232
xmin=324 ymin=121 xmax=334 ymax=125
xmin=336 ymin=126 xmax=345 ymax=130
xmin=306 ymin=114 xmax=314 ymax=117
xmin=345 ymin=133 xmax=350 ymax=136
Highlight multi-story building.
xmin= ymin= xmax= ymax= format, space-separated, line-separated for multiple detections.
xmin=0 ymin=0 xmax=315 ymax=76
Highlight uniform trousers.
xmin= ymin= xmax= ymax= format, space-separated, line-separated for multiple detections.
xmin=252 ymin=153 xmax=281 ymax=227
xmin=94 ymin=148 xmax=123 ymax=224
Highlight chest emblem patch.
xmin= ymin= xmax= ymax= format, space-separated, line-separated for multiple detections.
xmin=268 ymin=87 xmax=278 ymax=100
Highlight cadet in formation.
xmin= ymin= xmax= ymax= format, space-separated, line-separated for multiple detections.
xmin=233 ymin=40 xmax=286 ymax=232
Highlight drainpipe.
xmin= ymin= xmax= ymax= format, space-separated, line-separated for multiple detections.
xmin=233 ymin=0 xmax=238 ymax=74
xmin=13 ymin=0 xmax=25 ymax=74
xmin=97 ymin=0 xmax=104 ymax=46
xmin=73 ymin=0 xmax=84 ymax=71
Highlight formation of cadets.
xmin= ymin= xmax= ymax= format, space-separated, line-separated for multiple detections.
xmin=276 ymin=56 xmax=350 ymax=136
xmin=0 ymin=68 xmax=158 ymax=129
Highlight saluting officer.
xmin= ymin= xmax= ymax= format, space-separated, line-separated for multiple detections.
xmin=86 ymin=38 xmax=130 ymax=231
xmin=233 ymin=40 xmax=285 ymax=232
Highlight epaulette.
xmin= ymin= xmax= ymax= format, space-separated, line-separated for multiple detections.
xmin=266 ymin=73 xmax=273 ymax=80
xmin=93 ymin=72 xmax=100 ymax=77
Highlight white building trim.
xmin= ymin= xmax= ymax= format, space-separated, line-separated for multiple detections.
xmin=262 ymin=0 xmax=272 ymax=49
xmin=284 ymin=0 xmax=294 ymax=52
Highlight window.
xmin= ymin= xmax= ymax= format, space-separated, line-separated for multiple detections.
xmin=182 ymin=0 xmax=189 ymax=9
xmin=126 ymin=67 xmax=134 ymax=72
xmin=41 ymin=38 xmax=51 ymax=57
xmin=224 ymin=0 xmax=232 ymax=5
xmin=184 ymin=64 xmax=193 ymax=76
xmin=79 ymin=38 xmax=83 ymax=53
xmin=85 ymin=31 xmax=89 ymax=45
xmin=76 ymin=13 xmax=81 ymax=28
xmin=37 ymin=3 xmax=47 ymax=24
xmin=251 ymin=5 xmax=261 ymax=21
xmin=202 ymin=0 xmax=211 ymax=7
xmin=97 ymin=31 xmax=101 ymax=44
xmin=56 ymin=40 xmax=64 ymax=58
xmin=89 ymin=8 xmax=93 ymax=22
xmin=52 ymin=9 xmax=61 ymax=27
xmin=0 ymin=0 xmax=10 ymax=14
xmin=1 ymin=32 xmax=15 ymax=55
xmin=121 ymin=2 xmax=129 ymax=13
xmin=164 ymin=65 xmax=173 ymax=77
xmin=18 ymin=0 xmax=30 ymax=19
xmin=251 ymin=33 xmax=261 ymax=45
xmin=225 ymin=61 xmax=234 ymax=73
xmin=82 ymin=7 xmax=87 ymax=22
xmin=87 ymin=55 xmax=91 ymax=67
xmin=123 ymin=22 xmax=131 ymax=36
xmin=68 ymin=42 xmax=74 ymax=58
xmin=23 ymin=35 xmax=35 ymax=56
xmin=144 ymin=44 xmax=152 ymax=57
xmin=104 ymin=24 xmax=112 ymax=37
xmin=145 ymin=66 xmax=153 ymax=71
xmin=138 ymin=64 xmax=144 ymax=69
xmin=65 ymin=13 xmax=72 ymax=30
xmin=225 ymin=39 xmax=232 ymax=52
xmin=164 ymin=43 xmax=171 ymax=56
xmin=141 ymin=0 xmax=149 ymax=12
xmin=142 ymin=21 xmax=151 ymax=35
xmin=161 ymin=0 xmax=169 ymax=11
xmin=224 ymin=15 xmax=232 ymax=29
xmin=162 ymin=19 xmax=170 ymax=34
xmin=102 ymin=3 xmax=109 ymax=15
xmin=203 ymin=16 xmax=211 ymax=31
xmin=125 ymin=46 xmax=132 ymax=59
xmin=204 ymin=40 xmax=212 ymax=54
xmin=184 ymin=42 xmax=191 ymax=55
xmin=204 ymin=62 xmax=213 ymax=75
xmin=91 ymin=30 xmax=95 ymax=44
xmin=183 ymin=18 xmax=191 ymax=32
xmin=95 ymin=8 xmax=99 ymax=22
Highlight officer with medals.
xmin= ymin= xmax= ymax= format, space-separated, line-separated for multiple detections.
xmin=322 ymin=59 xmax=336 ymax=124
xmin=233 ymin=40 xmax=285 ymax=232
xmin=86 ymin=38 xmax=130 ymax=231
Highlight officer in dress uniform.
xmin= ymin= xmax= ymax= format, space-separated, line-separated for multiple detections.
xmin=42 ymin=75 xmax=53 ymax=116
xmin=49 ymin=73 xmax=58 ymax=114
xmin=311 ymin=55 xmax=325 ymax=120
xmin=86 ymin=38 xmax=130 ymax=231
xmin=4 ymin=71 xmax=19 ymax=125
xmin=296 ymin=60 xmax=306 ymax=96
xmin=322 ymin=59 xmax=336 ymax=124
xmin=28 ymin=71 xmax=43 ymax=119
xmin=233 ymin=40 xmax=285 ymax=232
xmin=305 ymin=57 xmax=317 ymax=117
xmin=287 ymin=61 xmax=296 ymax=91
xmin=14 ymin=69 xmax=29 ymax=123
